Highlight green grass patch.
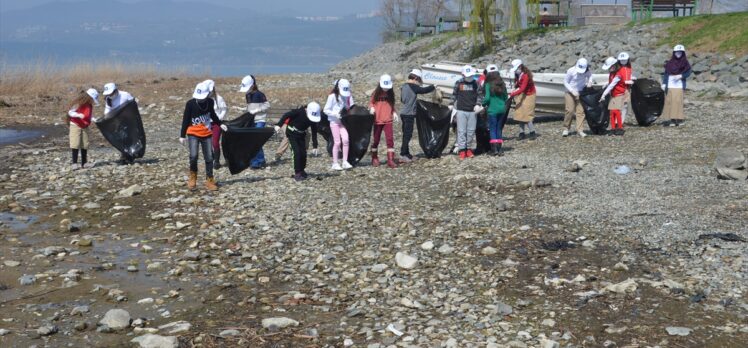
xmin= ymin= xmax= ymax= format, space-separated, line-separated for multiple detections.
xmin=631 ymin=11 xmax=748 ymax=55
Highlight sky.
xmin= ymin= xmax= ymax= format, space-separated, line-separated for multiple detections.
xmin=0 ymin=0 xmax=380 ymax=16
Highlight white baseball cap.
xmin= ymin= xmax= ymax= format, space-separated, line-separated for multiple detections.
xmin=486 ymin=64 xmax=499 ymax=73
xmin=203 ymin=79 xmax=215 ymax=92
xmin=86 ymin=88 xmax=100 ymax=106
xmin=601 ymin=56 xmax=618 ymax=70
xmin=617 ymin=52 xmax=630 ymax=63
xmin=574 ymin=58 xmax=589 ymax=74
xmin=673 ymin=44 xmax=685 ymax=52
xmin=239 ymin=75 xmax=254 ymax=92
xmin=193 ymin=82 xmax=210 ymax=100
xmin=409 ymin=69 xmax=423 ymax=78
xmin=306 ymin=102 xmax=321 ymax=123
xmin=338 ymin=79 xmax=352 ymax=97
xmin=510 ymin=59 xmax=523 ymax=74
xmin=461 ymin=65 xmax=476 ymax=77
xmin=379 ymin=74 xmax=393 ymax=89
xmin=103 ymin=83 xmax=117 ymax=96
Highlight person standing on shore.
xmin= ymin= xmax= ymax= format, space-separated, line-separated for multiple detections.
xmin=323 ymin=79 xmax=354 ymax=171
xmin=369 ymin=74 xmax=399 ymax=168
xmin=204 ymin=80 xmax=227 ymax=169
xmin=562 ymin=58 xmax=592 ymax=138
xmin=239 ymin=75 xmax=271 ymax=169
xmin=450 ymin=65 xmax=482 ymax=160
xmin=180 ymin=82 xmax=227 ymax=191
xmin=482 ymin=71 xmax=509 ymax=155
xmin=508 ymin=59 xmax=538 ymax=140
xmin=661 ymin=45 xmax=691 ymax=127
xmin=600 ymin=57 xmax=626 ymax=135
xmin=67 ymin=88 xmax=99 ymax=170
xmin=273 ymin=102 xmax=321 ymax=181
xmin=617 ymin=52 xmax=634 ymax=124
xmin=102 ymin=82 xmax=135 ymax=164
xmin=399 ymin=69 xmax=435 ymax=162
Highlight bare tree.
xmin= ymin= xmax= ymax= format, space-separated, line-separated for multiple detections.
xmin=380 ymin=0 xmax=455 ymax=40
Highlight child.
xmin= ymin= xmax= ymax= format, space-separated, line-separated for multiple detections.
xmin=239 ymin=75 xmax=270 ymax=169
xmin=508 ymin=59 xmax=537 ymax=140
xmin=369 ymin=74 xmax=399 ymax=168
xmin=562 ymin=58 xmax=592 ymax=138
xmin=67 ymin=89 xmax=99 ymax=170
xmin=102 ymin=82 xmax=136 ymax=164
xmin=482 ymin=71 xmax=509 ymax=155
xmin=180 ymin=82 xmax=227 ymax=191
xmin=450 ymin=65 xmax=482 ymax=160
xmin=203 ymin=80 xmax=227 ymax=169
xmin=399 ymin=68 xmax=435 ymax=162
xmin=662 ymin=45 xmax=691 ymax=127
xmin=323 ymin=79 xmax=355 ymax=171
xmin=617 ymin=52 xmax=634 ymax=123
xmin=600 ymin=57 xmax=626 ymax=135
xmin=273 ymin=102 xmax=322 ymax=181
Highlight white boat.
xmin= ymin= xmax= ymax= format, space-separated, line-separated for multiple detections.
xmin=421 ymin=61 xmax=609 ymax=112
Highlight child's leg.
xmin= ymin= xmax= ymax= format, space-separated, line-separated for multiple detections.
xmin=72 ymin=149 xmax=79 ymax=164
xmin=289 ymin=133 xmax=304 ymax=173
xmin=488 ymin=115 xmax=498 ymax=142
xmin=610 ymin=111 xmax=618 ymax=130
xmin=519 ymin=123 xmax=526 ymax=134
xmin=371 ymin=124 xmax=383 ymax=151
xmin=188 ymin=136 xmax=199 ymax=173
xmin=340 ymin=126 xmax=350 ymax=161
xmin=201 ymin=136 xmax=214 ymax=178
xmin=81 ymin=149 xmax=87 ymax=166
xmin=384 ymin=123 xmax=395 ymax=151
xmin=330 ymin=122 xmax=341 ymax=163
xmin=527 ymin=121 xmax=536 ymax=133
xmin=466 ymin=112 xmax=477 ymax=149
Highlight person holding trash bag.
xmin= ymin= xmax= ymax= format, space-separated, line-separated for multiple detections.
xmin=508 ymin=59 xmax=538 ymax=140
xmin=600 ymin=57 xmax=627 ymax=135
xmin=323 ymin=79 xmax=355 ymax=171
xmin=203 ymin=80 xmax=227 ymax=169
xmin=482 ymin=71 xmax=509 ymax=156
xmin=369 ymin=74 xmax=399 ymax=168
xmin=617 ymin=52 xmax=635 ymax=124
xmin=274 ymin=120 xmax=319 ymax=162
xmin=562 ymin=58 xmax=592 ymax=138
xmin=180 ymin=82 xmax=227 ymax=191
xmin=102 ymin=82 xmax=136 ymax=164
xmin=273 ymin=102 xmax=322 ymax=181
xmin=661 ymin=45 xmax=691 ymax=127
xmin=66 ymin=88 xmax=99 ymax=170
xmin=450 ymin=65 xmax=482 ymax=160
xmin=239 ymin=75 xmax=271 ymax=169
xmin=399 ymin=69 xmax=435 ymax=163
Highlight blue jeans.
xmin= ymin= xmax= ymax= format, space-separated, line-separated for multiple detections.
xmin=250 ymin=121 xmax=266 ymax=167
xmin=488 ymin=113 xmax=507 ymax=142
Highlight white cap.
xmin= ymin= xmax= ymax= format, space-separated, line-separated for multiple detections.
xmin=574 ymin=58 xmax=589 ymax=74
xmin=617 ymin=52 xmax=630 ymax=63
xmin=461 ymin=65 xmax=476 ymax=77
xmin=103 ymin=83 xmax=117 ymax=96
xmin=379 ymin=74 xmax=393 ymax=89
xmin=673 ymin=44 xmax=685 ymax=52
xmin=239 ymin=75 xmax=254 ymax=92
xmin=338 ymin=79 xmax=351 ymax=97
xmin=203 ymin=79 xmax=215 ymax=92
xmin=306 ymin=102 xmax=321 ymax=123
xmin=409 ymin=69 xmax=422 ymax=78
xmin=510 ymin=59 xmax=523 ymax=74
xmin=486 ymin=64 xmax=499 ymax=73
xmin=193 ymin=82 xmax=210 ymax=100
xmin=86 ymin=88 xmax=100 ymax=106
xmin=601 ymin=56 xmax=618 ymax=70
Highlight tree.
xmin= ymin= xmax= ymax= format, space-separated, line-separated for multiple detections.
xmin=380 ymin=0 xmax=455 ymax=41
xmin=470 ymin=0 xmax=494 ymax=49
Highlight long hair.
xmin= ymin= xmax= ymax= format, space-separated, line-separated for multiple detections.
xmin=519 ymin=65 xmax=533 ymax=82
xmin=68 ymin=90 xmax=93 ymax=110
xmin=485 ymin=71 xmax=506 ymax=97
xmin=371 ymin=86 xmax=395 ymax=107
xmin=609 ymin=62 xmax=622 ymax=74
xmin=331 ymin=80 xmax=341 ymax=102
xmin=248 ymin=75 xmax=258 ymax=93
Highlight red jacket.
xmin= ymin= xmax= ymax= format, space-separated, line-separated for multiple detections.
xmin=70 ymin=103 xmax=93 ymax=129
xmin=609 ymin=70 xmax=627 ymax=97
xmin=510 ymin=73 xmax=536 ymax=97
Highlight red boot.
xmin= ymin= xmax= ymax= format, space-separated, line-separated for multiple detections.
xmin=371 ymin=150 xmax=380 ymax=167
xmin=387 ymin=151 xmax=397 ymax=169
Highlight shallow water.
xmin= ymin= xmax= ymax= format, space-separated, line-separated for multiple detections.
xmin=0 ymin=128 xmax=44 ymax=145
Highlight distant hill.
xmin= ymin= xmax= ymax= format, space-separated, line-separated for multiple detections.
xmin=0 ymin=0 xmax=383 ymax=75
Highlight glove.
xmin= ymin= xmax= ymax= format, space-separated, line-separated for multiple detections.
xmin=661 ymin=84 xmax=666 ymax=91
xmin=598 ymin=95 xmax=606 ymax=103
xmin=448 ymin=105 xmax=454 ymax=111
xmin=473 ymin=105 xmax=482 ymax=113
xmin=369 ymin=107 xmax=376 ymax=114
xmin=572 ymin=91 xmax=580 ymax=98
xmin=273 ymin=125 xmax=281 ymax=133
xmin=312 ymin=148 xmax=319 ymax=156
xmin=179 ymin=137 xmax=186 ymax=145
xmin=220 ymin=124 xmax=228 ymax=132
xmin=70 ymin=112 xmax=84 ymax=119
xmin=92 ymin=117 xmax=100 ymax=123
xmin=393 ymin=112 xmax=400 ymax=123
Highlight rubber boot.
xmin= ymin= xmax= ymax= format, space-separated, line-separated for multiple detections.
xmin=371 ymin=150 xmax=380 ymax=167
xmin=213 ymin=150 xmax=221 ymax=169
xmin=387 ymin=151 xmax=397 ymax=169
xmin=490 ymin=143 xmax=498 ymax=156
xmin=205 ymin=177 xmax=218 ymax=191
xmin=187 ymin=171 xmax=197 ymax=190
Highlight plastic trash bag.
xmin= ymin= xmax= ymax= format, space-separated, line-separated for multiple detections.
xmin=221 ymin=113 xmax=275 ymax=175
xmin=415 ymin=100 xmax=451 ymax=158
xmin=95 ymin=100 xmax=146 ymax=159
xmin=580 ymin=87 xmax=610 ymax=135
xmin=475 ymin=111 xmax=491 ymax=155
xmin=319 ymin=107 xmax=375 ymax=165
xmin=631 ymin=78 xmax=664 ymax=126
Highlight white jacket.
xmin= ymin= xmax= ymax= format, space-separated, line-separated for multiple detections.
xmin=323 ymin=93 xmax=355 ymax=123
xmin=213 ymin=94 xmax=227 ymax=120
xmin=563 ymin=67 xmax=592 ymax=94
xmin=104 ymin=91 xmax=134 ymax=115
xmin=247 ymin=101 xmax=270 ymax=123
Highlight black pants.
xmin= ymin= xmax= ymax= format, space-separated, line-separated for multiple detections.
xmin=287 ymin=130 xmax=307 ymax=173
xmin=400 ymin=114 xmax=415 ymax=156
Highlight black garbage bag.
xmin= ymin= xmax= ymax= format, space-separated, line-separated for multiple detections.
xmin=221 ymin=120 xmax=275 ymax=175
xmin=341 ymin=106 xmax=375 ymax=165
xmin=631 ymin=78 xmax=664 ymax=126
xmin=317 ymin=112 xmax=334 ymax=156
xmin=415 ymin=100 xmax=451 ymax=158
xmin=474 ymin=111 xmax=491 ymax=155
xmin=225 ymin=112 xmax=256 ymax=128
xmin=580 ymin=86 xmax=610 ymax=135
xmin=95 ymin=100 xmax=146 ymax=159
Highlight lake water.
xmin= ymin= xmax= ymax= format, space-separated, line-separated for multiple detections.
xmin=0 ymin=128 xmax=44 ymax=145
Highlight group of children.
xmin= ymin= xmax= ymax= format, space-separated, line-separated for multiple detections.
xmin=65 ymin=44 xmax=691 ymax=188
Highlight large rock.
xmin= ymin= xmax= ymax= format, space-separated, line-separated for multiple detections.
xmin=261 ymin=317 xmax=299 ymax=330
xmin=603 ymin=278 xmax=638 ymax=294
xmin=131 ymin=334 xmax=179 ymax=348
xmin=99 ymin=309 xmax=131 ymax=330
xmin=117 ymin=184 xmax=143 ymax=198
xmin=715 ymin=149 xmax=746 ymax=170
xmin=395 ymin=252 xmax=418 ymax=269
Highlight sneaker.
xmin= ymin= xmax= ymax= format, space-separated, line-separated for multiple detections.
xmin=459 ymin=150 xmax=467 ymax=160
xmin=662 ymin=120 xmax=672 ymax=127
xmin=562 ymin=129 xmax=570 ymax=137
xmin=293 ymin=173 xmax=306 ymax=182
xmin=70 ymin=163 xmax=80 ymax=171
xmin=341 ymin=161 xmax=353 ymax=170
xmin=466 ymin=149 xmax=474 ymax=158
xmin=669 ymin=121 xmax=679 ymax=127
xmin=301 ymin=171 xmax=309 ymax=179
xmin=528 ymin=131 xmax=537 ymax=140
xmin=578 ymin=131 xmax=587 ymax=138
xmin=399 ymin=155 xmax=412 ymax=163
xmin=518 ymin=132 xmax=526 ymax=140
xmin=330 ymin=162 xmax=343 ymax=171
